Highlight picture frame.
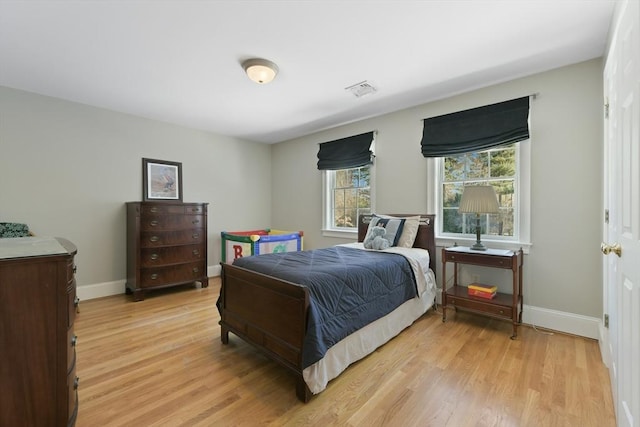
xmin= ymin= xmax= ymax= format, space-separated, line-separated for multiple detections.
xmin=142 ymin=158 xmax=183 ymax=202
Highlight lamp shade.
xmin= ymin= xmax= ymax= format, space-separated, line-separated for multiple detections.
xmin=458 ymin=185 xmax=500 ymax=214
xmin=242 ymin=58 xmax=278 ymax=84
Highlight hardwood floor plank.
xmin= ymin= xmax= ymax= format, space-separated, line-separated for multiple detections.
xmin=75 ymin=278 xmax=616 ymax=426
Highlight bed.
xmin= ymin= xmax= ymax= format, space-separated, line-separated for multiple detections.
xmin=217 ymin=213 xmax=437 ymax=402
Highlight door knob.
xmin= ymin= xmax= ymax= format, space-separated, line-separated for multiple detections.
xmin=601 ymin=242 xmax=622 ymax=257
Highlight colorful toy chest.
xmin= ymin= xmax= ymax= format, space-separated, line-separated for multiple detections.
xmin=221 ymin=229 xmax=303 ymax=264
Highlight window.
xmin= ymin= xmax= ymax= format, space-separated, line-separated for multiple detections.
xmin=435 ymin=141 xmax=530 ymax=248
xmin=323 ymin=165 xmax=373 ymax=234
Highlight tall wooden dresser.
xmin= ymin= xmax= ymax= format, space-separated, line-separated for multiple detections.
xmin=0 ymin=237 xmax=79 ymax=427
xmin=126 ymin=202 xmax=209 ymax=301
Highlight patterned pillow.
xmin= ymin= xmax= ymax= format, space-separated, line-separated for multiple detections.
xmin=364 ymin=215 xmax=406 ymax=247
xmin=376 ymin=215 xmax=420 ymax=248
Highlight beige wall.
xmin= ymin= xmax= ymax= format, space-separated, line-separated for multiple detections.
xmin=0 ymin=86 xmax=272 ymax=291
xmin=272 ymin=59 xmax=603 ymax=319
xmin=1 ymin=58 xmax=604 ymax=322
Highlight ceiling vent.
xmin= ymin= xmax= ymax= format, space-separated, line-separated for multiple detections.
xmin=345 ymin=80 xmax=378 ymax=98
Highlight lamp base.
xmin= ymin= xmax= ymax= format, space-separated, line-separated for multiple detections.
xmin=471 ymin=217 xmax=488 ymax=250
xmin=470 ymin=242 xmax=488 ymax=251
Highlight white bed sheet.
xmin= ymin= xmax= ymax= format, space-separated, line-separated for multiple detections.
xmin=302 ymin=243 xmax=436 ymax=394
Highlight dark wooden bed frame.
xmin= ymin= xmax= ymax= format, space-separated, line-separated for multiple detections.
xmin=218 ymin=214 xmax=436 ymax=402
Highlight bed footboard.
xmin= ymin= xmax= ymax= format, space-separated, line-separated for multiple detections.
xmin=219 ymin=263 xmax=312 ymax=402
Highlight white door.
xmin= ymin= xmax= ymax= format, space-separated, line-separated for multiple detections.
xmin=603 ymin=1 xmax=640 ymax=426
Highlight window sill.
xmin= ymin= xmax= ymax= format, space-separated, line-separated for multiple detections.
xmin=436 ymin=236 xmax=532 ymax=254
xmin=322 ymin=229 xmax=358 ymax=240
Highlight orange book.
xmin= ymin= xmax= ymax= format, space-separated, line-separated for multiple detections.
xmin=467 ymin=283 xmax=498 ymax=293
xmin=468 ymin=288 xmax=497 ymax=299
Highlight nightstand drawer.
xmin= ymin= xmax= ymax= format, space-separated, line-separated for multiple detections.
xmin=448 ymin=296 xmax=513 ymax=318
xmin=444 ymin=251 xmax=512 ymax=268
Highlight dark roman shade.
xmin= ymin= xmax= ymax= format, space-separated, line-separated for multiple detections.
xmin=420 ymin=97 xmax=530 ymax=157
xmin=317 ymin=131 xmax=375 ymax=170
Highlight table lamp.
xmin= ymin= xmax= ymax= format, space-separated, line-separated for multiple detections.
xmin=458 ymin=185 xmax=500 ymax=250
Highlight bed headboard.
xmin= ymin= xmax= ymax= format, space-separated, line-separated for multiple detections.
xmin=357 ymin=214 xmax=437 ymax=274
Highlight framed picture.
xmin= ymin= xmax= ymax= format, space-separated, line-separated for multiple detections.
xmin=142 ymin=158 xmax=183 ymax=202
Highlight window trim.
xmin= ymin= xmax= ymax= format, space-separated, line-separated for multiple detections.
xmin=322 ymin=164 xmax=375 ymax=238
xmin=431 ymin=140 xmax=531 ymax=253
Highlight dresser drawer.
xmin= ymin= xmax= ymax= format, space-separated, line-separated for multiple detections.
xmin=67 ymin=327 xmax=77 ymax=373
xmin=141 ymin=204 xmax=205 ymax=215
xmin=448 ymin=295 xmax=513 ymax=318
xmin=140 ymin=244 xmax=204 ymax=267
xmin=67 ymin=285 xmax=77 ymax=327
xmin=140 ymin=229 xmax=205 ymax=247
xmin=140 ymin=261 xmax=206 ymax=287
xmin=66 ymin=258 xmax=76 ymax=281
xmin=67 ymin=368 xmax=79 ymax=426
xmin=140 ymin=214 xmax=205 ymax=231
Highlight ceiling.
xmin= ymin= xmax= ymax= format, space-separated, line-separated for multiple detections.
xmin=0 ymin=1 xmax=615 ymax=144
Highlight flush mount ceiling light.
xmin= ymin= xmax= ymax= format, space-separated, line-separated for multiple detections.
xmin=242 ymin=58 xmax=278 ymax=84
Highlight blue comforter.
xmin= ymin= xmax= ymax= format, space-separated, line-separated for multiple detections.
xmin=232 ymin=246 xmax=418 ymax=368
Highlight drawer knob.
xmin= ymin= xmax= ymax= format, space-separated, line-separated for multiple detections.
xmin=149 ymin=220 xmax=159 ymax=227
xmin=74 ymin=377 xmax=80 ymax=390
xmin=499 ymin=310 xmax=504 ymax=314
xmin=192 ymin=267 xmax=199 ymax=273
xmin=71 ymin=335 xmax=78 ymax=347
xmin=192 ymin=249 xmax=200 ymax=256
xmin=74 ymin=296 xmax=80 ymax=313
xmin=150 ymin=273 xmax=159 ymax=280
xmin=149 ymin=236 xmax=159 ymax=243
xmin=150 ymin=253 xmax=159 ymax=260
xmin=450 ymin=299 xmax=455 ymax=304
xmin=192 ymin=233 xmax=200 ymax=239
xmin=73 ymin=265 xmax=77 ymax=274
xmin=192 ymin=219 xmax=200 ymax=224
xmin=150 ymin=207 xmax=158 ymax=213
xmin=191 ymin=208 xmax=199 ymax=212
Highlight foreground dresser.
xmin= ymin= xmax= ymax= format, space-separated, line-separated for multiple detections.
xmin=0 ymin=237 xmax=79 ymax=427
xmin=126 ymin=202 xmax=209 ymax=301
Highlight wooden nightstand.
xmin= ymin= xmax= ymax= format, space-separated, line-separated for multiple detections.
xmin=442 ymin=246 xmax=523 ymax=338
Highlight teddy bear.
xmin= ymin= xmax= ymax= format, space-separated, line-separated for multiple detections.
xmin=363 ymin=226 xmax=391 ymax=250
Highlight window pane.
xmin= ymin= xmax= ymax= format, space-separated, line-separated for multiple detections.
xmin=444 ymin=155 xmax=466 ymax=181
xmin=335 ymin=169 xmax=354 ymax=188
xmin=343 ymin=209 xmax=357 ymax=228
xmin=358 ymin=166 xmax=370 ymax=187
xmin=334 ymin=209 xmax=349 ymax=227
xmin=467 ymin=152 xmax=489 ymax=179
xmin=333 ymin=189 xmax=345 ymax=208
xmin=490 ymin=146 xmax=515 ymax=178
xmin=443 ymin=183 xmax=463 ymax=208
xmin=345 ymin=189 xmax=358 ymax=208
xmin=358 ymin=188 xmax=370 ymax=208
xmin=492 ymin=180 xmax=514 ymax=208
xmin=443 ymin=208 xmax=463 ymax=233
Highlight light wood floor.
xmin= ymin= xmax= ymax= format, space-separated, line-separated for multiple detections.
xmin=75 ymin=278 xmax=616 ymax=427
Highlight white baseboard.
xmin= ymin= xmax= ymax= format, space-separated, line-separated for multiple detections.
xmin=435 ymin=288 xmax=601 ymax=340
xmin=76 ymin=265 xmax=223 ymax=301
xmin=76 ymin=279 xmax=126 ymax=301
xmin=522 ymin=305 xmax=600 ymax=340
xmin=599 ymin=322 xmax=611 ymax=368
